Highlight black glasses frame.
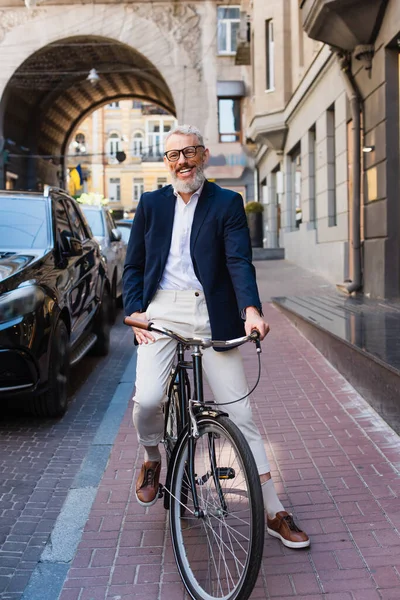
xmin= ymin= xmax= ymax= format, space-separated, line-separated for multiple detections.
xmin=163 ymin=145 xmax=205 ymax=162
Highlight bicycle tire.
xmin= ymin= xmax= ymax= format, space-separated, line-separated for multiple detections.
xmin=169 ymin=415 xmax=264 ymax=600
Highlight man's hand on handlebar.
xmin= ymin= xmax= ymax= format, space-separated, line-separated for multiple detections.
xmin=129 ymin=311 xmax=155 ymax=344
xmin=244 ymin=306 xmax=270 ymax=340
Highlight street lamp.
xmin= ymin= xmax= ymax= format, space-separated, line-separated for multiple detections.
xmin=87 ymin=68 xmax=100 ymax=86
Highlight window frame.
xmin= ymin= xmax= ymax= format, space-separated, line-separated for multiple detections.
xmin=106 ymin=132 xmax=122 ymax=160
xmin=217 ymin=97 xmax=242 ymax=143
xmin=217 ymin=5 xmax=241 ymax=55
xmin=132 ymin=178 xmax=144 ymax=203
xmin=265 ymin=19 xmax=275 ymax=92
xmin=132 ymin=131 xmax=144 ymax=157
xmin=109 ymin=177 xmax=121 ymax=203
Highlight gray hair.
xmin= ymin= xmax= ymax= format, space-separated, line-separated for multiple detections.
xmin=164 ymin=124 xmax=204 ymax=146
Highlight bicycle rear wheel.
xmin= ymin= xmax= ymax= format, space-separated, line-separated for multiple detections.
xmin=169 ymin=415 xmax=264 ymax=600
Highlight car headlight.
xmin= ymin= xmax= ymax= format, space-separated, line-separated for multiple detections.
xmin=0 ymin=285 xmax=45 ymax=324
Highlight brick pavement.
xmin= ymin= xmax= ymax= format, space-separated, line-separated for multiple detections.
xmin=0 ymin=317 xmax=133 ymax=600
xmin=58 ymin=301 xmax=400 ymax=600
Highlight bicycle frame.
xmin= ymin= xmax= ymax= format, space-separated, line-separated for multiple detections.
xmin=163 ymin=341 xmax=229 ymax=514
xmin=124 ymin=315 xmax=265 ymax=600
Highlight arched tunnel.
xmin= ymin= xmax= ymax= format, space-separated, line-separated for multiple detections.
xmin=0 ymin=35 xmax=176 ymax=190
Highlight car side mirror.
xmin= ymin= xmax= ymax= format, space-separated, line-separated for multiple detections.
xmin=111 ymin=228 xmax=122 ymax=242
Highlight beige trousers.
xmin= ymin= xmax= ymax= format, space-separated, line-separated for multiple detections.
xmin=132 ymin=289 xmax=270 ymax=474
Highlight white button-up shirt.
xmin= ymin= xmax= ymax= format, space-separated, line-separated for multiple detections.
xmin=159 ymin=183 xmax=204 ymax=291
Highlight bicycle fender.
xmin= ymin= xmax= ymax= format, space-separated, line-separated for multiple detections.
xmin=194 ymin=405 xmax=229 ymax=419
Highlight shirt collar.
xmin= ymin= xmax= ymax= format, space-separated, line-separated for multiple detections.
xmin=173 ymin=179 xmax=205 ymax=204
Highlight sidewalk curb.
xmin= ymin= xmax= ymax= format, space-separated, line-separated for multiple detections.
xmin=21 ymin=350 xmax=137 ymax=600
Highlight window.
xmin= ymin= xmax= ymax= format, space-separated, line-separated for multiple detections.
xmin=64 ymin=199 xmax=87 ymax=241
xmin=108 ymin=102 xmax=120 ymax=108
xmin=327 ymin=105 xmax=337 ymax=227
xmin=265 ymin=20 xmax=274 ymax=91
xmin=81 ymin=208 xmax=104 ymax=237
xmin=132 ymin=100 xmax=143 ymax=109
xmin=157 ymin=177 xmax=167 ymax=189
xmin=309 ymin=126 xmax=316 ymax=227
xmin=106 ymin=133 xmax=121 ymax=159
xmin=147 ymin=123 xmax=161 ymax=157
xmin=133 ymin=178 xmax=144 ymax=203
xmin=218 ymin=98 xmax=241 ymax=142
xmin=291 ymin=146 xmax=302 ymax=229
xmin=72 ymin=132 xmax=86 ymax=154
xmin=109 ymin=178 xmax=121 ymax=203
xmin=132 ymin=132 xmax=144 ymax=156
xmin=146 ymin=119 xmax=176 ymax=156
xmin=105 ymin=210 xmax=116 ymax=232
xmin=55 ymin=200 xmax=73 ymax=251
xmin=217 ymin=6 xmax=240 ymax=54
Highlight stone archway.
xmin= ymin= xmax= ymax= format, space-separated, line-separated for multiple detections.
xmin=0 ymin=3 xmax=206 ymax=190
xmin=1 ymin=36 xmax=177 ymax=189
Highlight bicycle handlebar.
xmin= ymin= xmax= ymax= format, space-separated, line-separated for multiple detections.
xmin=123 ymin=316 xmax=261 ymax=351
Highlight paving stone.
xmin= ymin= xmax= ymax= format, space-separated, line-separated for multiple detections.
xmin=5 ymin=263 xmax=400 ymax=599
xmin=0 ymin=317 xmax=133 ymax=597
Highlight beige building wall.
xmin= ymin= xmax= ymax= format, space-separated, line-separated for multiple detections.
xmin=67 ymin=101 xmax=176 ymax=212
xmin=0 ymin=1 xmax=255 ymax=199
xmin=246 ymin=0 xmax=350 ymax=284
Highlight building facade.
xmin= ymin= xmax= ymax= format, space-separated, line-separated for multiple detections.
xmin=245 ymin=0 xmax=400 ymax=299
xmin=0 ymin=1 xmax=255 ymax=203
xmin=66 ymin=101 xmax=177 ymax=213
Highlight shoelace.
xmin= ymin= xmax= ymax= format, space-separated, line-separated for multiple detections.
xmin=282 ymin=514 xmax=302 ymax=532
xmin=140 ymin=466 xmax=157 ymax=489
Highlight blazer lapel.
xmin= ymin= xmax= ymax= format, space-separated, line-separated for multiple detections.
xmin=190 ymin=180 xmax=213 ymax=255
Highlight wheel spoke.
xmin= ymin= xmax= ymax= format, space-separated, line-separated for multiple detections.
xmin=169 ymin=417 xmax=264 ymax=600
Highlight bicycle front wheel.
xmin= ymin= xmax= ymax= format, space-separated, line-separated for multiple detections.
xmin=169 ymin=415 xmax=264 ymax=600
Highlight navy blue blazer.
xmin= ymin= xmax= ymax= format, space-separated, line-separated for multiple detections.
xmin=122 ymin=180 xmax=262 ymax=343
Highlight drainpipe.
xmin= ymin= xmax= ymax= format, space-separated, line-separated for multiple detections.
xmin=335 ymin=50 xmax=363 ymax=293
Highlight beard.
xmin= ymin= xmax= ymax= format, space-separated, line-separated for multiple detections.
xmin=171 ymin=163 xmax=205 ymax=194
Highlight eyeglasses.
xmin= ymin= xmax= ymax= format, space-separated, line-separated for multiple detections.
xmin=164 ymin=145 xmax=205 ymax=162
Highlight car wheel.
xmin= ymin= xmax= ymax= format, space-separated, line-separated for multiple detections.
xmin=32 ymin=319 xmax=70 ymax=418
xmin=91 ymin=287 xmax=111 ymax=356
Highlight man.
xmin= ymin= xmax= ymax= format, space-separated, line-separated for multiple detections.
xmin=123 ymin=125 xmax=309 ymax=549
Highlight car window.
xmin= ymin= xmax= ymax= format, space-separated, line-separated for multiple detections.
xmin=106 ymin=211 xmax=116 ymax=231
xmin=0 ymin=198 xmax=49 ymax=249
xmin=54 ymin=199 xmax=73 ymax=252
xmin=81 ymin=208 xmax=105 ymax=237
xmin=64 ymin=199 xmax=87 ymax=241
xmin=117 ymin=224 xmax=131 ymax=244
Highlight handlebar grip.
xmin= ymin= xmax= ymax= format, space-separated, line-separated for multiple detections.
xmin=250 ymin=329 xmax=262 ymax=352
xmin=124 ymin=316 xmax=152 ymax=330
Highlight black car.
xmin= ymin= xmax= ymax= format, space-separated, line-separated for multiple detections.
xmin=0 ymin=188 xmax=111 ymax=417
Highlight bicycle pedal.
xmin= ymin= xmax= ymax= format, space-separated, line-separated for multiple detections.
xmin=158 ymin=483 xmax=164 ymax=498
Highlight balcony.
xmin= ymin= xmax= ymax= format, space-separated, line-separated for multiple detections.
xmin=300 ymin=0 xmax=388 ymax=51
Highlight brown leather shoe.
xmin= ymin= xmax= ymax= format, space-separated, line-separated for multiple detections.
xmin=135 ymin=461 xmax=161 ymax=507
xmin=267 ymin=511 xmax=310 ymax=549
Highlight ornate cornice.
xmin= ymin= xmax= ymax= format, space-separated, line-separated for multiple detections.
xmin=0 ymin=8 xmax=46 ymax=43
xmin=129 ymin=3 xmax=202 ymax=78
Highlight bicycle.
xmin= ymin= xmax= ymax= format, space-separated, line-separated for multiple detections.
xmin=124 ymin=316 xmax=265 ymax=600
